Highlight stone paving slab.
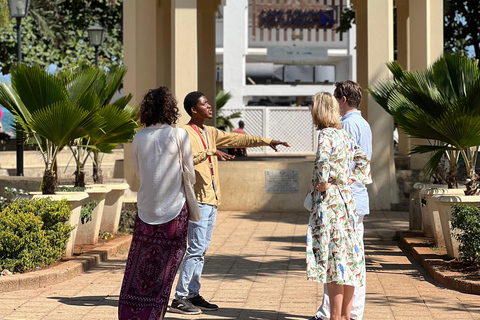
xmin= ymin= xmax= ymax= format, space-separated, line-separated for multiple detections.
xmin=0 ymin=210 xmax=479 ymax=320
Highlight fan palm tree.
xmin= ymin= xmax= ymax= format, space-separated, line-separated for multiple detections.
xmin=368 ymin=53 xmax=480 ymax=195
xmin=58 ymin=64 xmax=138 ymax=186
xmin=0 ymin=64 xmax=104 ymax=194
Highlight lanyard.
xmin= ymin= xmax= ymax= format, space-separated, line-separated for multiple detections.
xmin=189 ymin=122 xmax=215 ymax=177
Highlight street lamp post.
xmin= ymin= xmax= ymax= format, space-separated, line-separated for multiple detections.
xmin=86 ymin=22 xmax=106 ymax=181
xmin=87 ymin=23 xmax=106 ymax=66
xmin=7 ymin=0 xmax=30 ymax=177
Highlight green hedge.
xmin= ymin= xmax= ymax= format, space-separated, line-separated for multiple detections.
xmin=451 ymin=204 xmax=480 ymax=263
xmin=0 ymin=198 xmax=73 ymax=273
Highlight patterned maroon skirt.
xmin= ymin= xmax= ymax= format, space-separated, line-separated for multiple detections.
xmin=118 ymin=203 xmax=189 ymax=320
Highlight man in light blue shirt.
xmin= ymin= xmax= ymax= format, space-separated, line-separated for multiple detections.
xmin=311 ymin=81 xmax=372 ymax=320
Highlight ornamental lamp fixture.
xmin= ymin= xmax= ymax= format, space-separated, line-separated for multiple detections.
xmin=87 ymin=22 xmax=106 ymax=47
xmin=7 ymin=0 xmax=30 ymax=18
xmin=87 ymin=22 xmax=106 ymax=66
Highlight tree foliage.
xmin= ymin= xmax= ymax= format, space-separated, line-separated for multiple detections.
xmin=444 ymin=0 xmax=480 ymax=60
xmin=0 ymin=0 xmax=123 ymax=75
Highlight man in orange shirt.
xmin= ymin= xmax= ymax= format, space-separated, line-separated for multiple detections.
xmin=171 ymin=91 xmax=289 ymax=315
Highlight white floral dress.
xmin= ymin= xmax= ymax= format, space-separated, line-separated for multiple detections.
xmin=306 ymin=127 xmax=372 ymax=286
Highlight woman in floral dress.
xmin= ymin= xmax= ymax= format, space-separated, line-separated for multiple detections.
xmin=306 ymin=92 xmax=372 ymax=320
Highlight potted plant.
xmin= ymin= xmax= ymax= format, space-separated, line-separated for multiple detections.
xmin=58 ymin=64 xmax=137 ymax=236
xmin=368 ymin=53 xmax=480 ymax=256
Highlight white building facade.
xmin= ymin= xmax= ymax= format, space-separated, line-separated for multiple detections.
xmin=217 ymin=0 xmax=356 ymax=154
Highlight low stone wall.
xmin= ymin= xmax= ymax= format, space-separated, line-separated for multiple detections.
xmin=0 ymin=177 xmax=42 ymax=195
xmin=0 ymin=149 xmax=124 ymax=181
xmin=218 ymin=157 xmax=314 ymax=212
xmin=0 ymin=177 xmax=127 ymax=196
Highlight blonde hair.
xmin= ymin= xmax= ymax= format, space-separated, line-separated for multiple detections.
xmin=311 ymin=92 xmax=341 ymax=130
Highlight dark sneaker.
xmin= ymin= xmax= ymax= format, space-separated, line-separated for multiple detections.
xmin=189 ymin=295 xmax=219 ymax=311
xmin=308 ymin=316 xmax=322 ymax=320
xmin=170 ymin=297 xmax=202 ymax=315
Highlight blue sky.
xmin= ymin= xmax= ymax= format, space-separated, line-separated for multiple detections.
xmin=0 ymin=73 xmax=15 ymax=136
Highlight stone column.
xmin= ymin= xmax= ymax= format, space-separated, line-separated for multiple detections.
xmin=197 ymin=0 xmax=218 ymax=126
xmin=123 ymin=0 xmax=203 ymax=189
xmin=354 ymin=0 xmax=398 ymax=210
xmin=408 ymin=0 xmax=444 ymax=170
xmin=395 ymin=0 xmax=411 ymax=157
xmin=123 ymin=0 xmax=162 ymax=190
xmin=171 ymin=0 xmax=198 ymax=125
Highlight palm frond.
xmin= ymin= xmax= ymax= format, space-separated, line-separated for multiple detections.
xmin=65 ymin=67 xmax=101 ymax=106
xmin=431 ymin=53 xmax=480 ymax=103
xmin=386 ymin=61 xmax=405 ymax=80
xmin=423 ymin=148 xmax=446 ymax=179
xmin=95 ymin=143 xmax=118 ymax=154
xmin=0 ymin=82 xmax=32 ymax=123
xmin=410 ymin=144 xmax=456 ymax=154
xmin=100 ymin=66 xmax=128 ymax=106
xmin=29 ymin=101 xmax=104 ymax=147
xmin=366 ymin=80 xmax=396 ymax=114
xmin=216 ymin=90 xmax=232 ymax=110
xmin=11 ymin=64 xmax=69 ymax=113
xmin=89 ymin=105 xmax=138 ymax=147
xmin=112 ymin=94 xmax=133 ymax=110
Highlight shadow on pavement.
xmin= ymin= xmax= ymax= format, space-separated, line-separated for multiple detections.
xmin=167 ymin=307 xmax=308 ymax=320
xmin=232 ymin=211 xmax=309 ymax=226
xmin=47 ymin=295 xmax=119 ymax=307
xmin=202 ymin=254 xmax=305 ymax=280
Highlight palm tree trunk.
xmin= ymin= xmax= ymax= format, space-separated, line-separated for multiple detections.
xmin=92 ymin=151 xmax=103 ymax=184
xmin=42 ymin=161 xmax=57 ymax=194
xmin=446 ymin=161 xmax=459 ymax=189
xmin=74 ymin=163 xmax=86 ymax=187
xmin=465 ymin=169 xmax=479 ymax=195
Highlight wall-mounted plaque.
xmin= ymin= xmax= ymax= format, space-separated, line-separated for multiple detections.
xmin=265 ymin=169 xmax=299 ymax=194
xmin=267 ymin=46 xmax=329 ymax=62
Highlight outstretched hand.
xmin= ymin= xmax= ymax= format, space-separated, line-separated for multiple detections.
xmin=215 ymin=150 xmax=235 ymax=161
xmin=269 ymin=140 xmax=290 ymax=152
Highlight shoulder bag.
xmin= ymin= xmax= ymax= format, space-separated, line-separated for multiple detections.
xmin=174 ymin=128 xmax=202 ymax=222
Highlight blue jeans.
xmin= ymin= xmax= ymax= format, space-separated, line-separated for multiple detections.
xmin=175 ymin=203 xmax=217 ymax=299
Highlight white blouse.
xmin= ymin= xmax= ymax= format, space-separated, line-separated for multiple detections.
xmin=131 ymin=123 xmax=195 ymax=224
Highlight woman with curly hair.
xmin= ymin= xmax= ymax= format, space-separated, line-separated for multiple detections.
xmin=118 ymin=86 xmax=197 ymax=319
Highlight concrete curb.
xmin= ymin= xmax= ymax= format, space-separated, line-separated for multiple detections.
xmin=0 ymin=235 xmax=132 ymax=293
xmin=399 ymin=230 xmax=480 ymax=295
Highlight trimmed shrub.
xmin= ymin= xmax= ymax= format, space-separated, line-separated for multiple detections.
xmin=451 ymin=204 xmax=480 ymax=263
xmin=0 ymin=187 xmax=26 ymax=210
xmin=0 ymin=198 xmax=73 ymax=273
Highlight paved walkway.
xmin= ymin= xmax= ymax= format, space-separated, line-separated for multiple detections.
xmin=1 ymin=211 xmax=479 ymax=320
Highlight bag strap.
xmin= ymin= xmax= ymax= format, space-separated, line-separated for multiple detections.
xmin=173 ymin=128 xmax=185 ymax=173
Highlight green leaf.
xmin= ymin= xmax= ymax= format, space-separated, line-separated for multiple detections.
xmin=11 ymin=64 xmax=69 ymax=114
xmin=29 ymin=101 xmax=104 ymax=147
